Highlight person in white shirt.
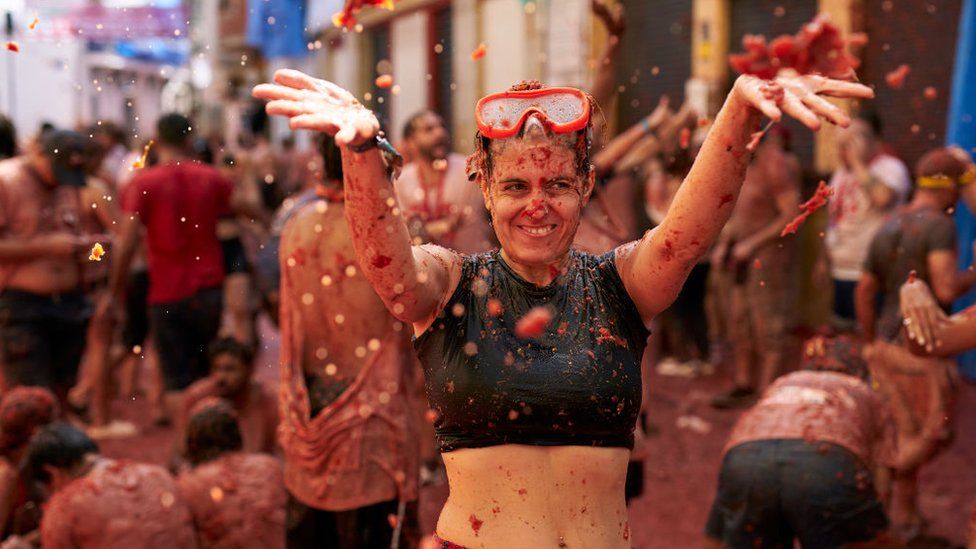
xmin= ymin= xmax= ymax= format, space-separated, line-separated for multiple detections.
xmin=822 ymin=114 xmax=911 ymax=330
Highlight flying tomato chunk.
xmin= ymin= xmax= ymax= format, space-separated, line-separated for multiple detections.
xmin=28 ymin=18 xmax=39 ymax=30
xmin=88 ymin=243 xmax=106 ymax=262
xmin=885 ymin=64 xmax=910 ymax=89
xmin=4 ymin=42 xmax=19 ymax=53
xmin=131 ymin=140 xmax=154 ymax=170
xmin=375 ymin=74 xmax=394 ymax=89
xmin=471 ymin=43 xmax=487 ymax=61
xmin=514 ymin=306 xmax=553 ymax=339
xmin=780 ymin=180 xmax=833 ymax=237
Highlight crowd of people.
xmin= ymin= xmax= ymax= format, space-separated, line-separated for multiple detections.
xmin=0 ymin=2 xmax=972 ymax=548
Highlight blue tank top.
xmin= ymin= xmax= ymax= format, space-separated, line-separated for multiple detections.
xmin=415 ymin=249 xmax=648 ymax=452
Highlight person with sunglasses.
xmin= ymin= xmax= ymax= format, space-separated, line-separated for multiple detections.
xmin=254 ymin=68 xmax=872 ymax=547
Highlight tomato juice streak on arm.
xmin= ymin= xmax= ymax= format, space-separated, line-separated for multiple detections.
xmin=780 ymin=181 xmax=833 ymax=237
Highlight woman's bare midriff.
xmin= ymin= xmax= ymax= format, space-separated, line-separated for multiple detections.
xmin=437 ymin=444 xmax=632 ymax=548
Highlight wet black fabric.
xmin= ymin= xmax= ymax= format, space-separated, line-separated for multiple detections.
xmin=415 ymin=249 xmax=648 ymax=452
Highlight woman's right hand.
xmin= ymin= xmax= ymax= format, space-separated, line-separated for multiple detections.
xmin=899 ymin=278 xmax=947 ymax=353
xmin=252 ymin=69 xmax=380 ymax=147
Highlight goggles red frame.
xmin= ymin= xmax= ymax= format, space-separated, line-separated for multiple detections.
xmin=475 ymin=87 xmax=591 ymax=139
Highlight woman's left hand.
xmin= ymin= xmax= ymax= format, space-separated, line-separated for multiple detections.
xmin=734 ymin=71 xmax=875 ymax=130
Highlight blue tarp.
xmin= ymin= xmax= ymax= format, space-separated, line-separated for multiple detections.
xmin=947 ymin=0 xmax=976 ymax=379
xmin=247 ymin=0 xmax=310 ymax=59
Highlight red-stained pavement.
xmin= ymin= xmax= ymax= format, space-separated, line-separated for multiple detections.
xmin=99 ymin=316 xmax=975 ymax=547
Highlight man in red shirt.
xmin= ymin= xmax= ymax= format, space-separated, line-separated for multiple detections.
xmin=104 ymin=113 xmax=237 ymax=422
xmin=705 ymin=335 xmax=901 ymax=548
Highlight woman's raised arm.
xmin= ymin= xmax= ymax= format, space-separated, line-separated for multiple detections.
xmin=616 ymin=73 xmax=874 ymax=324
xmin=253 ymin=69 xmax=460 ymax=327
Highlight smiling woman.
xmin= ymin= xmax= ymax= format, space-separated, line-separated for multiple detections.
xmin=253 ymin=64 xmax=873 ymax=548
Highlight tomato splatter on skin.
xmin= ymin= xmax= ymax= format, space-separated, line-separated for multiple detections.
xmin=521 ymin=199 xmax=546 ymax=218
xmin=718 ymin=193 xmax=734 ymax=208
xmin=547 ymin=263 xmax=561 ymax=279
xmin=469 ymin=514 xmax=483 ymax=536
xmin=515 ymin=307 xmax=553 ymax=339
xmin=885 ymin=64 xmax=910 ymax=89
xmin=623 ymin=522 xmax=631 ymax=540
xmin=375 ymin=74 xmax=393 ymax=88
xmin=471 ymin=42 xmax=487 ymax=61
xmin=487 ymin=299 xmax=504 ymax=317
xmin=780 ymin=181 xmax=833 ymax=237
xmin=661 ymin=239 xmax=675 ymax=261
xmin=371 ymin=254 xmax=392 ymax=268
xmin=556 ymin=321 xmax=569 ymax=336
xmin=517 ymin=488 xmax=527 ymax=496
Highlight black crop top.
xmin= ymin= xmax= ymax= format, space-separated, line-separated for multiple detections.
xmin=415 ymin=249 xmax=649 ymax=452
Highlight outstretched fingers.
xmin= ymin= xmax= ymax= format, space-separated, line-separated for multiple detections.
xmin=814 ymin=77 xmax=875 ymax=99
xmin=800 ymin=93 xmax=852 ymax=127
xmin=780 ymin=90 xmax=821 ymax=130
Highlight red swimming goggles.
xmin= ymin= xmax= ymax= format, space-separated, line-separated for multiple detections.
xmin=475 ymin=87 xmax=591 ymax=139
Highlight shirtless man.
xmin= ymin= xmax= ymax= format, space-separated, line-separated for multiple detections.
xmin=278 ymin=136 xmax=418 ymax=546
xmin=0 ymin=130 xmax=106 ymax=403
xmin=177 ymin=399 xmax=286 ymax=549
xmin=395 ymin=110 xmax=492 ymax=254
xmin=705 ymin=335 xmax=902 ymax=548
xmin=175 ymin=337 xmax=278 ymax=464
xmin=26 ymin=422 xmax=197 ymax=548
xmin=711 ymin=128 xmax=802 ymax=408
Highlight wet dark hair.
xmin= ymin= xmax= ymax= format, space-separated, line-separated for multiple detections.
xmin=157 ymin=113 xmax=193 ymax=148
xmin=23 ymin=422 xmax=99 ymax=484
xmin=318 ymin=134 xmax=343 ymax=184
xmin=472 ymin=80 xmax=593 ymax=183
xmin=208 ymin=337 xmax=255 ymax=370
xmin=0 ymin=114 xmax=16 ymax=160
xmin=800 ymin=335 xmax=870 ymax=381
xmin=185 ymin=399 xmax=243 ymax=465
xmin=402 ymin=109 xmax=441 ymax=141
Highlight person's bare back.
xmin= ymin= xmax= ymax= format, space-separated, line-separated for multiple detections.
xmin=41 ymin=459 xmax=197 ymax=549
xmin=278 ymin=192 xmax=419 ymax=511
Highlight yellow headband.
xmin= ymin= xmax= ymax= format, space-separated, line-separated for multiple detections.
xmin=917 ymin=175 xmax=957 ymax=189
xmin=960 ymin=166 xmax=975 ymax=186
